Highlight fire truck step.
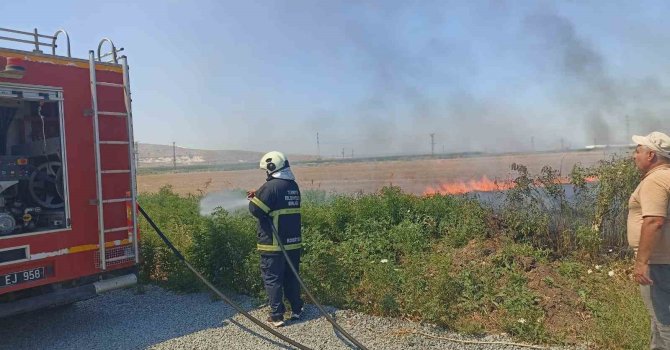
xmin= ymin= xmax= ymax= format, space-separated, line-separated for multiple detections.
xmin=102 ymin=197 xmax=131 ymax=204
xmin=103 ymin=226 xmax=133 ymax=233
xmin=101 ymin=169 xmax=130 ymax=174
xmin=105 ymin=255 xmax=135 ymax=263
xmin=99 ymin=140 xmax=129 ymax=145
xmin=96 ymin=81 xmax=123 ymax=88
xmin=98 ymin=111 xmax=127 ymax=117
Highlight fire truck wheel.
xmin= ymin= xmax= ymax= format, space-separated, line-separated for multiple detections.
xmin=28 ymin=161 xmax=64 ymax=209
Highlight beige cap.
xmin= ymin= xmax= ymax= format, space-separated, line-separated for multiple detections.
xmin=633 ymin=131 xmax=670 ymax=159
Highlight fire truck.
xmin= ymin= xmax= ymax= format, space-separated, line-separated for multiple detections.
xmin=0 ymin=27 xmax=139 ymax=317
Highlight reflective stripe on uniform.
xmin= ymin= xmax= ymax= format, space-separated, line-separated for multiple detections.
xmin=257 ymin=243 xmax=303 ymax=252
xmin=250 ymin=197 xmax=271 ymax=213
xmin=271 ymin=208 xmax=301 ymax=246
xmin=262 ymin=207 xmax=302 ymax=252
xmin=269 ymin=208 xmax=302 ymax=217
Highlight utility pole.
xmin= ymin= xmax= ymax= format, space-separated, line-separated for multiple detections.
xmin=430 ymin=133 xmax=435 ymax=156
xmin=342 ymin=148 xmax=345 ymax=159
xmin=316 ymin=132 xmax=321 ymax=159
xmin=351 ymin=149 xmax=354 ymax=158
xmin=172 ymin=142 xmax=176 ymax=171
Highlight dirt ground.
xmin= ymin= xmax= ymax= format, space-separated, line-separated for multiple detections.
xmin=137 ymin=150 xmax=619 ymax=196
xmin=449 ymin=235 xmax=588 ymax=344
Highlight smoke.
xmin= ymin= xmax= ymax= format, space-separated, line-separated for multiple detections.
xmin=179 ymin=2 xmax=670 ymax=155
xmin=312 ymin=3 xmax=565 ymax=155
xmin=340 ymin=3 xmax=473 ymax=154
xmin=586 ymin=112 xmax=612 ymax=145
xmin=523 ymin=12 xmax=670 ymax=145
xmin=199 ymin=190 xmax=249 ymax=216
xmin=326 ymin=6 xmax=670 ymax=154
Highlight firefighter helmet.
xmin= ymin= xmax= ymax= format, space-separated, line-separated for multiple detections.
xmin=259 ymin=151 xmax=289 ymax=173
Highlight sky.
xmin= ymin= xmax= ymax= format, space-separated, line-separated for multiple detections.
xmin=3 ymin=0 xmax=670 ymax=157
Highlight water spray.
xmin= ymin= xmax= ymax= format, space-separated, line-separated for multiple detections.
xmin=199 ymin=190 xmax=249 ymax=216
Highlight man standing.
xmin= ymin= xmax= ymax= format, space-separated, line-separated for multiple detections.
xmin=248 ymin=151 xmax=303 ymax=327
xmin=630 ymin=131 xmax=670 ymax=349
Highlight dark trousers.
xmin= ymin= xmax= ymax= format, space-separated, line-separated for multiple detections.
xmin=260 ymin=249 xmax=303 ymax=319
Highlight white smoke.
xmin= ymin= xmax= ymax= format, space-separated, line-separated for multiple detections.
xmin=199 ymin=190 xmax=249 ymax=216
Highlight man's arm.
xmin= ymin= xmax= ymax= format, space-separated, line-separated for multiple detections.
xmin=248 ymin=186 xmax=273 ymax=218
xmin=634 ymin=216 xmax=666 ymax=285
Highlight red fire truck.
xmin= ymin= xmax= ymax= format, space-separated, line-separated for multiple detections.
xmin=0 ymin=27 xmax=139 ymax=317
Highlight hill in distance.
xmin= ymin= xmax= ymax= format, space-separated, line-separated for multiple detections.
xmin=137 ymin=143 xmax=317 ymax=168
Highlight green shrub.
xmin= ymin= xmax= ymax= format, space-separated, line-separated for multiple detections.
xmin=138 ymin=186 xmax=204 ymax=291
xmin=191 ymin=208 xmax=257 ymax=292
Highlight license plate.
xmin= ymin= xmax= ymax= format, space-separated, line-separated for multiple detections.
xmin=0 ymin=267 xmax=46 ymax=288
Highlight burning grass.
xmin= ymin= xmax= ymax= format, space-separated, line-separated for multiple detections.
xmin=424 ymin=175 xmax=516 ymax=195
xmin=423 ymin=175 xmax=598 ymax=196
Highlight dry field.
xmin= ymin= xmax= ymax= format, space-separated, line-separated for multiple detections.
xmin=137 ymin=150 xmax=620 ymax=196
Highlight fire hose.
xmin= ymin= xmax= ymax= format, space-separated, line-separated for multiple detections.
xmin=139 ymin=203 xmax=549 ymax=350
xmin=139 ymin=203 xmax=368 ymax=349
xmin=137 ymin=205 xmax=312 ymax=350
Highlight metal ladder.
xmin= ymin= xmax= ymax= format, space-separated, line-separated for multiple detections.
xmin=88 ymin=46 xmax=139 ymax=270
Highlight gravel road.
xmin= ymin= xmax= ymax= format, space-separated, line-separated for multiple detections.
xmin=0 ymin=286 xmax=580 ymax=350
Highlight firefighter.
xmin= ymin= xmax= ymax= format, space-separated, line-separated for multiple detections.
xmin=248 ymin=151 xmax=303 ymax=327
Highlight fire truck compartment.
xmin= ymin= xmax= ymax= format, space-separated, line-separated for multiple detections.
xmin=0 ymin=91 xmax=69 ymax=238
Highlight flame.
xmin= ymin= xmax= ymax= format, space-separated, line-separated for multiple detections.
xmin=585 ymin=176 xmax=598 ymax=183
xmin=424 ymin=176 xmax=514 ymax=195
xmin=424 ymin=176 xmax=598 ymax=196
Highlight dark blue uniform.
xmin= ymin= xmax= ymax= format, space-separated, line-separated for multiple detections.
xmin=249 ymin=174 xmax=303 ymax=321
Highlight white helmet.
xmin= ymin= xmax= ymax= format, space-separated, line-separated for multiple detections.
xmin=259 ymin=151 xmax=289 ymax=173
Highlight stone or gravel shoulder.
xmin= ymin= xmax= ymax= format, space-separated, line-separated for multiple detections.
xmin=0 ymin=285 xmax=581 ymax=350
